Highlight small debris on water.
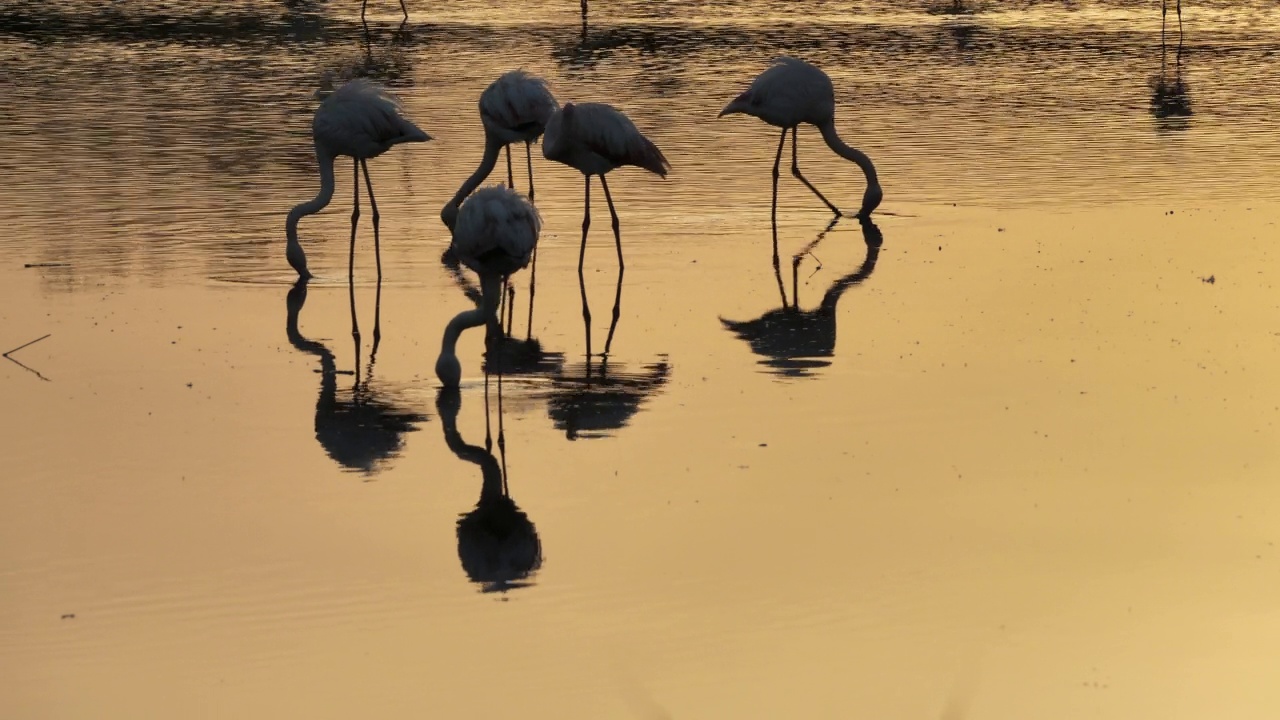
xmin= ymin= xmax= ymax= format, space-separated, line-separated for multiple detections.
xmin=61 ymin=613 xmax=75 ymax=620
xmin=1200 ymin=275 xmax=1215 ymax=284
xmin=758 ymin=443 xmax=767 ymax=447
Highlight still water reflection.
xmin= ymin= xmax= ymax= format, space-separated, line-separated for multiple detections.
xmin=438 ymin=377 xmax=543 ymax=594
xmin=4 ymin=2 xmax=1280 ymax=718
xmin=286 ymin=278 xmax=428 ymax=475
xmin=721 ymin=216 xmax=882 ymax=378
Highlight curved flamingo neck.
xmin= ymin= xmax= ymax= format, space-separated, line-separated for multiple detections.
xmin=448 ymin=134 xmax=505 ymax=211
xmin=285 ymin=145 xmax=337 ymax=276
xmin=817 ymin=120 xmax=879 ymax=186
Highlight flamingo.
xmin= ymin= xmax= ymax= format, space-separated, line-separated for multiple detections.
xmin=440 ymin=70 xmax=559 ymax=229
xmin=362 ymin=0 xmax=408 ymax=23
xmin=541 ymin=101 xmax=669 ymax=357
xmin=436 ymin=186 xmax=542 ymax=389
xmin=719 ymin=57 xmax=883 ymax=225
xmin=285 ymin=78 xmax=430 ymax=282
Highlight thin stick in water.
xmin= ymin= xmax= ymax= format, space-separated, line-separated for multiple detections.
xmin=3 ymin=334 xmax=51 ymax=358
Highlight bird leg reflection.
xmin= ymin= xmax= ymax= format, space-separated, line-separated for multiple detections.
xmin=791 ymin=126 xmax=842 ymax=216
xmin=599 ymin=174 xmax=624 ymax=356
xmin=370 ymin=271 xmax=383 ymax=361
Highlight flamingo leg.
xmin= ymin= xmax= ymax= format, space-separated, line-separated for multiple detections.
xmin=525 ymin=141 xmax=538 ymax=340
xmin=505 ymin=144 xmax=515 ymax=190
xmin=771 ymin=127 xmax=786 ymax=305
xmin=349 ymin=160 xmax=361 ymax=342
xmin=599 ymin=174 xmax=624 ymax=356
xmin=359 ymin=159 xmax=382 ymax=283
xmin=361 ymin=0 xmax=368 ymax=23
xmin=525 ymin=141 xmax=536 ymax=203
xmin=506 ymin=282 xmax=516 ymax=336
xmin=525 ymin=245 xmax=538 ymax=341
xmin=791 ymin=126 xmax=842 ymax=216
xmin=578 ymin=175 xmax=593 ymax=358
xmin=399 ymin=0 xmax=409 ymax=22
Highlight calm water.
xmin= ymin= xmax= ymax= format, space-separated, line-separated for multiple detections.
xmin=3 ymin=1 xmax=1280 ymax=718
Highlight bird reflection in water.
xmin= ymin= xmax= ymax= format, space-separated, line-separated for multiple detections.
xmin=437 ymin=375 xmax=542 ymax=594
xmin=721 ymin=216 xmax=883 ymax=379
xmin=1149 ymin=29 xmax=1192 ymax=132
xmin=286 ymin=278 xmax=428 ymax=476
xmin=541 ymin=354 xmax=671 ymax=441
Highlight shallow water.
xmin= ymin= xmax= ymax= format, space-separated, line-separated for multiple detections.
xmin=2 ymin=1 xmax=1280 ymax=718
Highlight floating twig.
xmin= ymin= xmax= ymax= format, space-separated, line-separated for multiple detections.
xmin=4 ymin=334 xmax=51 ymax=358
xmin=24 ymin=262 xmax=70 ymax=268
xmin=4 ymin=334 xmax=52 ymax=381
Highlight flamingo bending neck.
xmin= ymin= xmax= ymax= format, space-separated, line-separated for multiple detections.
xmin=817 ymin=120 xmax=882 ymax=216
xmin=285 ymin=146 xmax=337 ymax=278
xmin=442 ymin=135 xmax=505 ymax=230
xmin=436 ymin=276 xmax=503 ymax=388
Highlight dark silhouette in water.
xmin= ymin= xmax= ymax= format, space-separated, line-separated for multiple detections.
xmin=437 ymin=375 xmax=542 ymax=593
xmin=286 ymin=278 xmax=427 ymax=475
xmin=541 ymin=354 xmax=671 ymax=440
xmin=1149 ymin=30 xmax=1192 ymax=132
xmin=721 ymin=216 xmax=883 ymax=379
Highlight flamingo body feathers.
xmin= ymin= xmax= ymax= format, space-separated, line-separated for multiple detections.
xmin=313 ymin=78 xmax=430 ymax=160
xmin=543 ymin=102 xmax=669 ymax=178
xmin=452 ymin=185 xmax=542 ymax=278
xmin=720 ymin=56 xmax=836 ymax=128
xmin=478 ymin=70 xmax=559 ymax=146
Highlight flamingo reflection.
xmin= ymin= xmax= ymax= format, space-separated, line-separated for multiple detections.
xmin=437 ymin=376 xmax=542 ymax=593
xmin=286 ymin=278 xmax=428 ymax=476
xmin=540 ymin=354 xmax=671 ymax=441
xmin=1149 ymin=33 xmax=1192 ymax=132
xmin=721 ymin=217 xmax=883 ymax=379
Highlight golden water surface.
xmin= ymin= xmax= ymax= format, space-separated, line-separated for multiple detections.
xmin=2 ymin=1 xmax=1279 ymax=717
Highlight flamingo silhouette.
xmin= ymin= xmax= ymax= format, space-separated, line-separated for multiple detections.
xmin=437 ymin=376 xmax=542 ymax=593
xmin=441 ymin=70 xmax=558 ymax=229
xmin=286 ymin=279 xmax=428 ymax=475
xmin=540 ymin=354 xmax=671 ymax=440
xmin=541 ymin=101 xmax=669 ymax=357
xmin=719 ymin=57 xmax=882 ymax=224
xmin=436 ymin=186 xmax=541 ymax=389
xmin=285 ymin=78 xmax=429 ymax=282
xmin=721 ymin=217 xmax=883 ymax=379
xmin=440 ymin=70 xmax=558 ymax=337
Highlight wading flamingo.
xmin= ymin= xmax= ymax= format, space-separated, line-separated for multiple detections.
xmin=285 ymin=78 xmax=430 ymax=281
xmin=541 ymin=101 xmax=669 ymax=357
xmin=441 ymin=70 xmax=558 ymax=229
xmin=719 ymin=57 xmax=882 ymax=224
xmin=436 ymin=186 xmax=542 ymax=389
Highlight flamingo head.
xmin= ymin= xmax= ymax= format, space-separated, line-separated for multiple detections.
xmin=718 ymin=91 xmax=753 ymax=118
xmin=859 ymin=182 xmax=884 ymax=218
xmin=436 ymin=350 xmax=462 ymax=389
xmin=440 ymin=201 xmax=459 ymax=232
